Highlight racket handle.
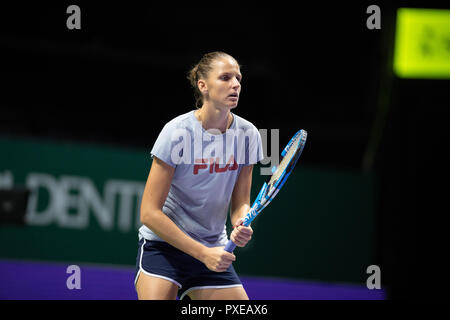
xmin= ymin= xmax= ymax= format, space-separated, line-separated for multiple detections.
xmin=224 ymin=240 xmax=237 ymax=253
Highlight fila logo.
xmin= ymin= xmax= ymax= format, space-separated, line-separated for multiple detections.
xmin=193 ymin=156 xmax=238 ymax=175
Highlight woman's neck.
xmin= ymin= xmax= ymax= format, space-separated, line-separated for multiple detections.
xmin=195 ymin=103 xmax=233 ymax=134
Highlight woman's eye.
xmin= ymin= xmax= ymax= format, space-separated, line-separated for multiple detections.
xmin=221 ymin=75 xmax=241 ymax=82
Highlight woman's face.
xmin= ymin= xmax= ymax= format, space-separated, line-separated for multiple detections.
xmin=200 ymin=56 xmax=242 ymax=110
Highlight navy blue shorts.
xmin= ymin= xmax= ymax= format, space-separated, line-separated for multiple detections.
xmin=135 ymin=239 xmax=242 ymax=299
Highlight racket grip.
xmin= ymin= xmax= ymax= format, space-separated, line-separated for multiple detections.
xmin=224 ymin=240 xmax=237 ymax=253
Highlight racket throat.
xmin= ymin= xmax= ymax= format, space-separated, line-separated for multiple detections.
xmin=243 ymin=207 xmax=258 ymax=226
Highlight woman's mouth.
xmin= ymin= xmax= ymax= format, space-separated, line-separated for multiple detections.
xmin=228 ymin=93 xmax=239 ymax=100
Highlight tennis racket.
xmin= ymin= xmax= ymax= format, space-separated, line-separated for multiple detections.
xmin=224 ymin=129 xmax=308 ymax=253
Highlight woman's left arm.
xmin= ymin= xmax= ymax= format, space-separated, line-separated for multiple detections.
xmin=229 ymin=165 xmax=254 ymax=247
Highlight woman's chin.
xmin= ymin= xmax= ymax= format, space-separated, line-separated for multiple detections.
xmin=228 ymin=102 xmax=238 ymax=110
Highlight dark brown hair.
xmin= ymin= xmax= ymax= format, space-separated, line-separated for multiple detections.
xmin=187 ymin=51 xmax=239 ymax=108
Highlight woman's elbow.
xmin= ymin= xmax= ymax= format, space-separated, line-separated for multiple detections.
xmin=140 ymin=207 xmax=157 ymax=226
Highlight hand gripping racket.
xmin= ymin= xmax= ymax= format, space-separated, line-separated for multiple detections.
xmin=224 ymin=129 xmax=308 ymax=252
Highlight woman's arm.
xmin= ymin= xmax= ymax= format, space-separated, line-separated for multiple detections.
xmin=140 ymin=157 xmax=235 ymax=272
xmin=229 ymin=165 xmax=254 ymax=247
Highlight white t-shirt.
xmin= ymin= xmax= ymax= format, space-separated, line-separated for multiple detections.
xmin=138 ymin=110 xmax=264 ymax=247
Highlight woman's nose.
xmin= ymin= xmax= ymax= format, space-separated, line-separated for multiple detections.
xmin=232 ymin=77 xmax=241 ymax=88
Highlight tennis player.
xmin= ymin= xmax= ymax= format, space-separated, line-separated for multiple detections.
xmin=135 ymin=52 xmax=264 ymax=300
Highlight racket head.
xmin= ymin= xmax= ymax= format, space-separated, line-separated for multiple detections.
xmin=262 ymin=129 xmax=307 ymax=203
xmin=240 ymin=129 xmax=307 ymax=227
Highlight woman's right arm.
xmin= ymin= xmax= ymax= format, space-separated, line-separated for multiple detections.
xmin=140 ymin=157 xmax=236 ymax=272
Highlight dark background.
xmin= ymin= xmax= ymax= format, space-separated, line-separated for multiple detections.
xmin=1 ymin=1 xmax=449 ymax=299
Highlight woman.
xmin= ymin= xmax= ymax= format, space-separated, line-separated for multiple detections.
xmin=135 ymin=51 xmax=264 ymax=300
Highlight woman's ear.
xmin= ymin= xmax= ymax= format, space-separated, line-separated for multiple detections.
xmin=197 ymin=79 xmax=208 ymax=95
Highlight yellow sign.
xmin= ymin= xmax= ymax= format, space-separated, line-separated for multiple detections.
xmin=394 ymin=8 xmax=450 ymax=79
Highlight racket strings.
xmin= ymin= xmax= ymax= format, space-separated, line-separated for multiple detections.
xmin=268 ymin=133 xmax=301 ymax=187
